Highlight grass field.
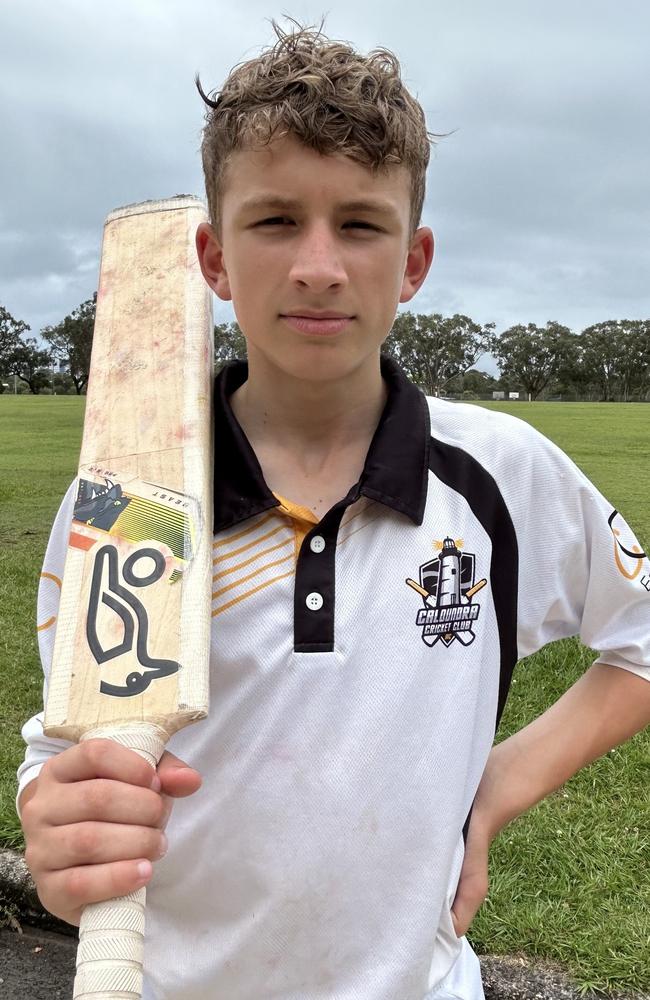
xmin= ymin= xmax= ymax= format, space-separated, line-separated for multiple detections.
xmin=475 ymin=401 xmax=649 ymax=547
xmin=0 ymin=398 xmax=84 ymax=860
xmin=1 ymin=396 xmax=648 ymax=994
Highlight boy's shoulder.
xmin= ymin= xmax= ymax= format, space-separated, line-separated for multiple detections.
xmin=424 ymin=394 xmax=542 ymax=447
xmin=422 ymin=395 xmax=582 ymax=485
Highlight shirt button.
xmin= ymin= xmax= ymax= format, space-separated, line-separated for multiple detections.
xmin=306 ymin=592 xmax=324 ymax=611
xmin=310 ymin=535 xmax=326 ymax=553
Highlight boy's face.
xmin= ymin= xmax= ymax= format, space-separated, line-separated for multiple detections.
xmin=196 ymin=133 xmax=433 ymax=384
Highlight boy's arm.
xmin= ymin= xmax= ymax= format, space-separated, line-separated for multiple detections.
xmin=442 ymin=416 xmax=650 ymax=936
xmin=451 ymin=663 xmax=650 ymax=936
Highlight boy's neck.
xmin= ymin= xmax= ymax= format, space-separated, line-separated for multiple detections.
xmin=229 ymin=351 xmax=388 ymax=474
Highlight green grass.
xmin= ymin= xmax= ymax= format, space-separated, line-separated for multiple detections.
xmin=1 ymin=397 xmax=648 ymax=993
xmin=0 ymin=397 xmax=83 ymax=847
xmin=467 ymin=402 xmax=650 ymax=995
xmin=470 ymin=639 xmax=650 ymax=995
xmin=473 ymin=401 xmax=649 ymax=549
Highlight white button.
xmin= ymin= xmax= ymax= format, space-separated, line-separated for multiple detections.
xmin=306 ymin=592 xmax=323 ymax=611
xmin=310 ymin=535 xmax=326 ymax=553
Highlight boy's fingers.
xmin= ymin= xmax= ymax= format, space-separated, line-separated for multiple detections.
xmin=450 ymin=867 xmax=489 ymax=937
xmin=44 ymin=741 xmax=159 ymax=790
xmin=157 ymin=751 xmax=202 ymax=797
xmin=39 ymin=780 xmax=165 ymax=829
xmin=159 ymin=795 xmax=173 ymax=830
xmin=27 ymin=822 xmax=167 ymax=873
xmin=450 ymin=896 xmax=471 ymax=938
xmin=38 ymin=858 xmax=154 ymax=926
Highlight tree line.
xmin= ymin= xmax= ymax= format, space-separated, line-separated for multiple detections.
xmin=2 ymin=298 xmax=649 ymax=401
xmin=215 ymin=313 xmax=650 ymax=401
xmin=0 ymin=299 xmax=94 ymax=395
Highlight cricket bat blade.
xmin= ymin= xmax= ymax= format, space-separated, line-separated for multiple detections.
xmin=43 ymin=195 xmax=213 ymax=999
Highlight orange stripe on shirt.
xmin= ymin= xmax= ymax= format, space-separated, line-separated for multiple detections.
xmin=212 ymin=569 xmax=295 ymax=616
xmin=213 ymin=523 xmax=289 ymax=563
xmin=338 ymin=509 xmax=384 ymax=546
xmin=213 ymin=512 xmax=278 ymax=549
xmin=212 ymin=553 xmax=294 ymax=600
xmin=213 ymin=537 xmax=294 ymax=581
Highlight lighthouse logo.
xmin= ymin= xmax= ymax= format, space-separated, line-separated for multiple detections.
xmin=406 ymin=537 xmax=487 ymax=648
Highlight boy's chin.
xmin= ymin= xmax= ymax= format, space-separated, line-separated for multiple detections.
xmin=253 ymin=344 xmax=383 ymax=384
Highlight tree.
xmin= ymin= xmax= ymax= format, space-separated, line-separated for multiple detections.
xmin=42 ymin=295 xmax=95 ymax=394
xmin=6 ymin=338 xmax=53 ymax=394
xmin=214 ymin=321 xmax=247 ymax=371
xmin=461 ymin=368 xmax=500 ymax=397
xmin=633 ymin=320 xmax=650 ymax=400
xmin=613 ymin=320 xmax=650 ymax=401
xmin=53 ymin=371 xmax=75 ymax=395
xmin=384 ymin=312 xmax=496 ymax=396
xmin=0 ymin=305 xmax=30 ymax=379
xmin=492 ymin=321 xmax=576 ymax=401
xmin=578 ymin=322 xmax=622 ymax=401
xmin=444 ymin=368 xmax=499 ymax=398
xmin=578 ymin=320 xmax=650 ymax=402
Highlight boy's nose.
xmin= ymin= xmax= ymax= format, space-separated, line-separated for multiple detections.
xmin=288 ymin=225 xmax=348 ymax=290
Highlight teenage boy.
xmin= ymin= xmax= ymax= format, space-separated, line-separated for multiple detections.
xmin=18 ymin=21 xmax=650 ymax=1000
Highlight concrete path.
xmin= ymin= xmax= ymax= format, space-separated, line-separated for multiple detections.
xmin=0 ymin=924 xmax=75 ymax=999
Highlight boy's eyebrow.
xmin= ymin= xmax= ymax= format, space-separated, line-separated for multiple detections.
xmin=237 ymin=195 xmax=401 ymax=222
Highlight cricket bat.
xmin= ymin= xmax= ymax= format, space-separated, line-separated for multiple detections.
xmin=43 ymin=196 xmax=213 ymax=999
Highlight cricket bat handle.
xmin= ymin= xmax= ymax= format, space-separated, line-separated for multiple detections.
xmin=73 ymin=723 xmax=167 ymax=1000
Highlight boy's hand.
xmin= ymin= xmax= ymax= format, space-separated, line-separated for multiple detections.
xmin=19 ymin=739 xmax=201 ymax=927
xmin=450 ymin=810 xmax=492 ymax=938
xmin=451 ymin=666 xmax=650 ymax=938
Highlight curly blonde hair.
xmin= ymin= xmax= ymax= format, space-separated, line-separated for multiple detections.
xmin=196 ymin=18 xmax=437 ymax=240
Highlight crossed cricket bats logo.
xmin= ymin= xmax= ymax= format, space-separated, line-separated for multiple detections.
xmin=406 ymin=536 xmax=487 ymax=648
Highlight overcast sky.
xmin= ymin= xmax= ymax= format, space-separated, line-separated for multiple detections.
xmin=2 ymin=0 xmax=649 ymax=374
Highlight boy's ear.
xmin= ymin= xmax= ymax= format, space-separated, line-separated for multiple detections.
xmin=195 ymin=223 xmax=232 ymax=302
xmin=399 ymin=227 xmax=435 ymax=304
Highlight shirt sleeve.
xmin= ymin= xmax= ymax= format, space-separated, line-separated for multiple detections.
xmin=510 ymin=422 xmax=650 ymax=681
xmin=16 ymin=483 xmax=77 ymax=814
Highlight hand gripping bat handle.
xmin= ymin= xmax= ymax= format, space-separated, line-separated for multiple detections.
xmin=73 ymin=723 xmax=167 ymax=1000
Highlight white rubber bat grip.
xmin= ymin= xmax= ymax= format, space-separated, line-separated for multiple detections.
xmin=72 ymin=723 xmax=167 ymax=1000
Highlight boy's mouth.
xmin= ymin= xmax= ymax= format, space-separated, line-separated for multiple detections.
xmin=280 ymin=312 xmax=354 ymax=335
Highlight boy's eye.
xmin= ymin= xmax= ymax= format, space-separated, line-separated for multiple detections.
xmin=255 ymin=218 xmax=379 ymax=231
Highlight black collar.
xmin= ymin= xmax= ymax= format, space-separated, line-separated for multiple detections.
xmin=213 ymin=354 xmax=430 ymax=531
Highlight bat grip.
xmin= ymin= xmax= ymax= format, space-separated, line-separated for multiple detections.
xmin=73 ymin=723 xmax=167 ymax=1000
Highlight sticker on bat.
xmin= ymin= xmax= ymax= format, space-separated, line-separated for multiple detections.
xmin=71 ymin=466 xmax=200 ymax=568
xmin=87 ymin=543 xmax=181 ymax=697
xmin=74 ymin=477 xmax=130 ymax=532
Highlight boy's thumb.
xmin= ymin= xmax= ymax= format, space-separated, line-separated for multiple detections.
xmin=156 ymin=750 xmax=202 ymax=797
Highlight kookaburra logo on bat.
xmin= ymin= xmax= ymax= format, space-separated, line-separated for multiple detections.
xmin=86 ymin=544 xmax=180 ymax=697
xmin=406 ymin=537 xmax=487 ymax=648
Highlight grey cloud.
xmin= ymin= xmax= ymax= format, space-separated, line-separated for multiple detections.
xmin=1 ymin=0 xmax=648 ymax=341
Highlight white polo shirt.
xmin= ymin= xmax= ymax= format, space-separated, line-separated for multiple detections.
xmin=19 ymin=356 xmax=650 ymax=1000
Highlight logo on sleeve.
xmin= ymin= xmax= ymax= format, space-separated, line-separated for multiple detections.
xmin=406 ymin=537 xmax=487 ymax=648
xmin=607 ymin=510 xmax=647 ymax=588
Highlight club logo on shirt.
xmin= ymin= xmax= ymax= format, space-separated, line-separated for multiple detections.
xmin=607 ymin=510 xmax=648 ymax=590
xmin=405 ymin=537 xmax=487 ymax=647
